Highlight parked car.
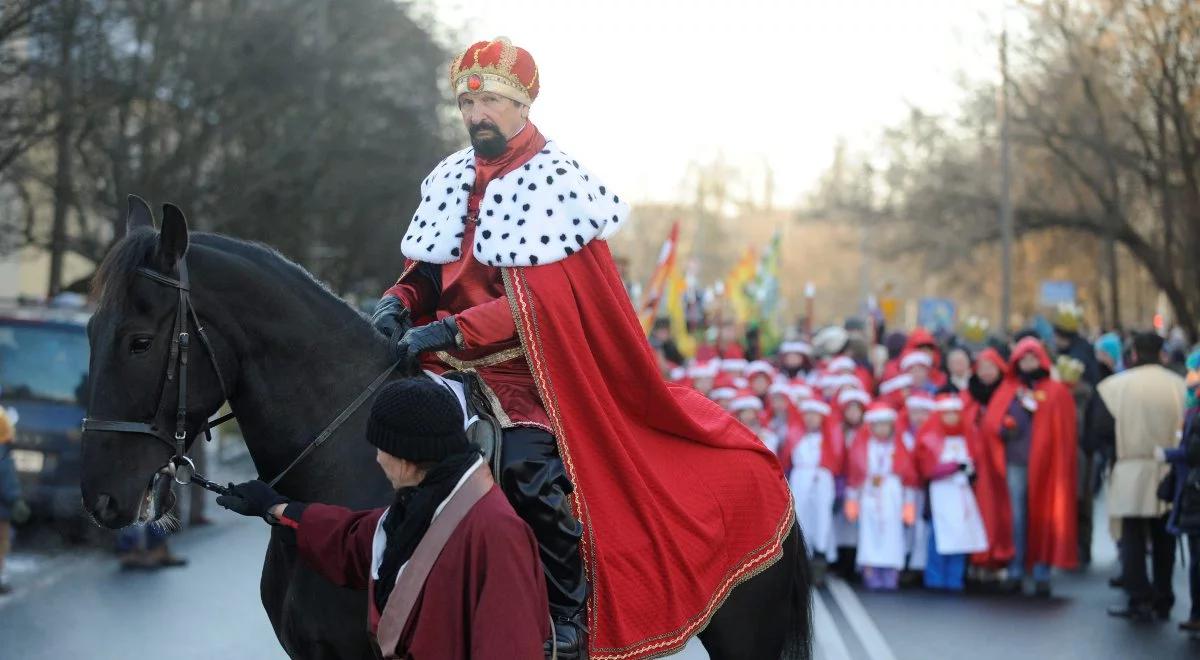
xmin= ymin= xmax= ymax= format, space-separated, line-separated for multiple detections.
xmin=0 ymin=301 xmax=91 ymax=524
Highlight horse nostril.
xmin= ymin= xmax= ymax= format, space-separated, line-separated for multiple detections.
xmin=93 ymin=493 xmax=119 ymax=524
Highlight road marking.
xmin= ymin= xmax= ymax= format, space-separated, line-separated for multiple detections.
xmin=826 ymin=577 xmax=898 ymax=660
xmin=812 ymin=589 xmax=853 ymax=660
xmin=0 ymin=551 xmax=104 ymax=612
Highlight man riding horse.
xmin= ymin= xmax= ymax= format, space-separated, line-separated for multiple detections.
xmin=371 ymin=37 xmax=796 ymax=659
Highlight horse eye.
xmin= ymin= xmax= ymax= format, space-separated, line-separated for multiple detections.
xmin=130 ymin=337 xmax=153 ymax=354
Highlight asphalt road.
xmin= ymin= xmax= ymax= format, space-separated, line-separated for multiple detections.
xmin=2 ymin=495 xmax=1198 ymax=660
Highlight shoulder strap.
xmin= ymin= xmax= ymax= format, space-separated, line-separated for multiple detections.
xmin=375 ymin=466 xmax=494 ymax=657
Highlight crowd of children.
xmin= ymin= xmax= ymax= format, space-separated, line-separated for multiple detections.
xmin=663 ymin=330 xmax=1057 ymax=593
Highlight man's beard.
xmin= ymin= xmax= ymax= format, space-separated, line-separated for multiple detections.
xmin=469 ymin=121 xmax=508 ymax=158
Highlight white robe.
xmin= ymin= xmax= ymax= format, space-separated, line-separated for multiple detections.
xmin=927 ymin=435 xmax=989 ymax=555
xmin=788 ymin=432 xmax=837 ymax=561
xmin=855 ymin=440 xmax=908 ymax=570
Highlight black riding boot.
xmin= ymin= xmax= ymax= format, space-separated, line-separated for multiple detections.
xmin=499 ymin=427 xmax=588 ymax=659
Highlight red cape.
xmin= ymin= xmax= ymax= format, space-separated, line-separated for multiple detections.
xmin=845 ymin=427 xmax=919 ymax=490
xmin=981 ymin=341 xmax=1078 ymax=570
xmin=504 ymin=242 xmax=793 ymax=659
xmin=778 ymin=402 xmax=842 ymax=476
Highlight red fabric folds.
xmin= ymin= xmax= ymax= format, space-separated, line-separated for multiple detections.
xmin=981 ymin=339 xmax=1078 ymax=571
xmin=505 ymin=241 xmax=794 ymax=660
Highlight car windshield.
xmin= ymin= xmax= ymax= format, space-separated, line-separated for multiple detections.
xmin=0 ymin=321 xmax=89 ymax=405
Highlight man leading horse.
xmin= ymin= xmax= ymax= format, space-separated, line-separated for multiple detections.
xmin=370 ymin=37 xmax=795 ymax=660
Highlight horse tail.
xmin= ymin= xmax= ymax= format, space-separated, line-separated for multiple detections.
xmin=781 ymin=520 xmax=813 ymax=660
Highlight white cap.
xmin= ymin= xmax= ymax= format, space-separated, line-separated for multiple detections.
xmin=878 ymin=374 xmax=913 ymax=395
xmin=901 ymin=351 xmax=934 ymax=371
xmin=790 ymin=384 xmax=815 ymax=400
xmin=800 ymin=399 xmax=832 ymax=416
xmin=864 ymin=407 xmax=898 ymax=424
xmin=721 ymin=358 xmax=749 ymax=373
xmin=710 ymin=387 xmax=737 ymax=400
xmin=837 ymin=388 xmax=871 ymax=408
xmin=730 ymin=395 xmax=764 ymax=412
xmin=935 ymin=396 xmax=965 ymax=412
xmin=905 ymin=395 xmax=936 ymax=412
xmin=687 ymin=361 xmax=719 ymax=379
xmin=768 ymin=382 xmax=793 ymax=396
xmin=827 ymin=356 xmax=857 ymax=373
xmin=669 ymin=366 xmax=687 ymax=381
xmin=744 ymin=360 xmax=776 ymax=378
xmin=780 ymin=341 xmax=813 ymax=356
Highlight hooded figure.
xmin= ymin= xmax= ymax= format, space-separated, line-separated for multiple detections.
xmin=983 ymin=338 xmax=1079 ymax=595
xmin=964 ymin=348 xmax=1015 ymax=571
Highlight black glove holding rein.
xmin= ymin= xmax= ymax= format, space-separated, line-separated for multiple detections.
xmin=216 ymin=480 xmax=289 ymax=523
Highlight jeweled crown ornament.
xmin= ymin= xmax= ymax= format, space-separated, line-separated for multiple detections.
xmin=450 ymin=36 xmax=539 ymax=105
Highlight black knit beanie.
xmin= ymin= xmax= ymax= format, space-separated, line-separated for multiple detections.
xmin=366 ymin=378 xmax=470 ymax=462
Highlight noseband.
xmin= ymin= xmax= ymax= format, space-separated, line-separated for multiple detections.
xmin=83 ymin=256 xmax=401 ymax=494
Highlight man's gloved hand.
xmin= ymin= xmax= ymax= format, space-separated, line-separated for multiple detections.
xmin=395 ymin=316 xmax=461 ymax=371
xmin=371 ymin=295 xmax=412 ymax=339
xmin=216 ymin=480 xmax=289 ymax=523
xmin=10 ymin=499 xmax=30 ymax=525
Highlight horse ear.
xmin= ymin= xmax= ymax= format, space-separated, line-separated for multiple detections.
xmin=155 ymin=203 xmax=189 ymax=270
xmin=126 ymin=195 xmax=155 ymax=234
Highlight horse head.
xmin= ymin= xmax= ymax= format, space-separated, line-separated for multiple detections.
xmin=81 ymin=196 xmax=234 ymax=528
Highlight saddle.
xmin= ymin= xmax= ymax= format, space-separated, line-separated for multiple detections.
xmin=439 ymin=370 xmax=504 ymax=479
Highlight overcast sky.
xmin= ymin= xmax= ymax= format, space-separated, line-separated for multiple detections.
xmin=425 ymin=0 xmax=1012 ymax=208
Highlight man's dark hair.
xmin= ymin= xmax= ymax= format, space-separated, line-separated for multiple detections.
xmin=1131 ymin=331 xmax=1165 ymax=365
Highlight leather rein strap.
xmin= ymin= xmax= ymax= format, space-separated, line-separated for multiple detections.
xmin=82 ymin=257 xmax=401 ymax=490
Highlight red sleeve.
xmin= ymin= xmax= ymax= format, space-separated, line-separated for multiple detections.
xmin=384 ymin=268 xmax=438 ymax=318
xmin=455 ymin=296 xmax=517 ymax=349
xmin=293 ymin=503 xmax=385 ymax=591
xmin=468 ymin=514 xmax=550 ymax=659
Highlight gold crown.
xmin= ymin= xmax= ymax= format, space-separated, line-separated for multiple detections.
xmin=449 ymin=36 xmax=539 ymax=105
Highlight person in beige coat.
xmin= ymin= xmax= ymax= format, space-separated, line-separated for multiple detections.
xmin=1094 ymin=332 xmax=1188 ymax=621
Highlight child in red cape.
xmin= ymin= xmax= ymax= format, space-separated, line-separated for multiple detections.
xmin=916 ymin=395 xmax=990 ymax=591
xmin=844 ymin=403 xmax=919 ymax=590
xmin=782 ymin=399 xmax=843 ymax=583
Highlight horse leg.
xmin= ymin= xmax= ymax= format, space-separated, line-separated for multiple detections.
xmin=261 ymin=529 xmax=375 ymax=660
xmin=698 ymin=523 xmax=812 ymax=660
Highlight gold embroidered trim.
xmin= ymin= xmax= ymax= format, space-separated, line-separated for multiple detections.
xmin=433 ymin=346 xmax=523 ymax=370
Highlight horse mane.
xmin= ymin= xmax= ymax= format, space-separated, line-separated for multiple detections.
xmin=92 ymin=229 xmax=363 ymax=321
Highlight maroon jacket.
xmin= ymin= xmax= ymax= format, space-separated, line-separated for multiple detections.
xmin=287 ymin=485 xmax=548 ymax=658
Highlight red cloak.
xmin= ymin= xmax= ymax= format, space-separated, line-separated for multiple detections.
xmin=778 ymin=402 xmax=842 ymax=477
xmin=981 ymin=340 xmax=1078 ymax=570
xmin=914 ymin=415 xmax=983 ymax=482
xmin=504 ymin=242 xmax=794 ymax=659
xmin=845 ymin=427 xmax=919 ymax=490
xmin=964 ymin=349 xmax=1015 ymax=569
xmin=291 ymin=487 xmax=549 ymax=659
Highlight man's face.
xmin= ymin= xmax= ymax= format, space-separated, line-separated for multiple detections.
xmin=843 ymin=403 xmax=864 ymax=426
xmin=907 ymin=364 xmax=930 ymax=387
xmin=750 ymin=374 xmax=771 ymax=395
xmin=736 ymin=408 xmax=760 ymax=428
xmin=375 ymin=449 xmax=421 ymax=489
xmin=457 ymin=91 xmax=528 ymax=158
xmin=946 ymin=350 xmax=971 ymax=378
xmin=803 ymin=412 xmax=824 ymax=431
xmin=976 ymin=359 xmax=1001 ymax=385
xmin=1018 ymin=353 xmax=1042 ymax=374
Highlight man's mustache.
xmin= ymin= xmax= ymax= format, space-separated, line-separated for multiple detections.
xmin=469 ymin=122 xmax=500 ymax=136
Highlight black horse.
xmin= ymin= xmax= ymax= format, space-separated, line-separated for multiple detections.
xmin=79 ymin=197 xmax=811 ymax=660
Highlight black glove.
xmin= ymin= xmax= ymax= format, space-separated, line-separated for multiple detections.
xmin=395 ymin=316 xmax=461 ymax=370
xmin=371 ymin=295 xmax=412 ymax=339
xmin=216 ymin=480 xmax=289 ymax=523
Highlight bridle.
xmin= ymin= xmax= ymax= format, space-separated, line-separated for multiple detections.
xmin=82 ymin=257 xmax=400 ymax=496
